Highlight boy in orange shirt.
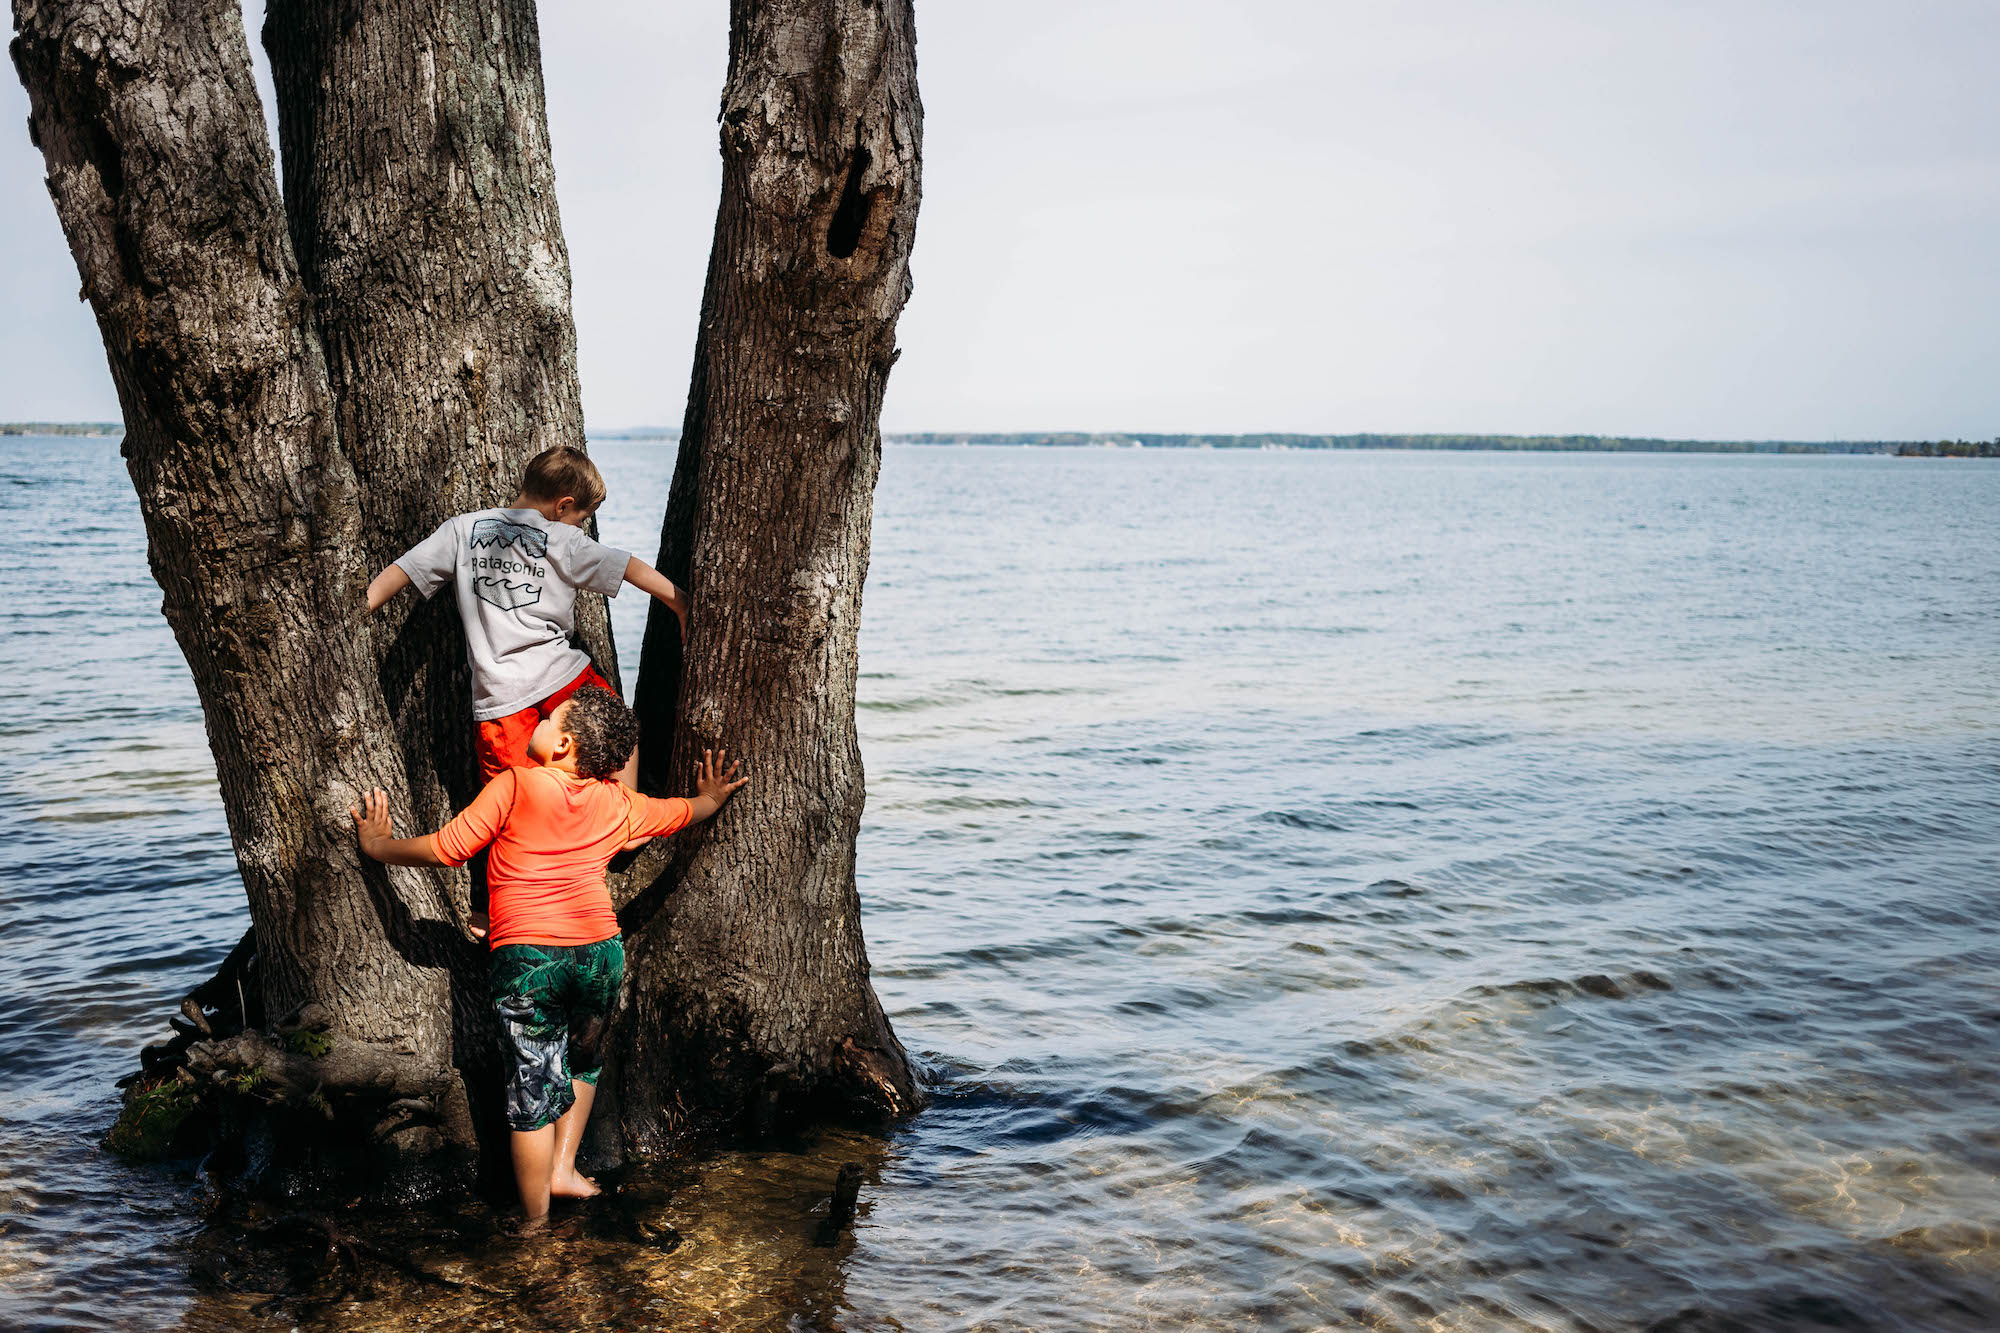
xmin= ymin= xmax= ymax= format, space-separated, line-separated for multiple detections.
xmin=351 ymin=685 xmax=746 ymax=1223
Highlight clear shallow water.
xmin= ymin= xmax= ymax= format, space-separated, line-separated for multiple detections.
xmin=1 ymin=440 xmax=1996 ymax=1331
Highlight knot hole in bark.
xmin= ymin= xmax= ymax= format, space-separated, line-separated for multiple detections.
xmin=826 ymin=135 xmax=872 ymax=260
xmin=83 ymin=112 xmax=127 ymax=205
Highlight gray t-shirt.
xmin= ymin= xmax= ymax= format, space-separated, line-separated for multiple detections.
xmin=395 ymin=508 xmax=629 ymax=720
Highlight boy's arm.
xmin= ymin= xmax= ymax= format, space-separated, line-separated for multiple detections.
xmin=371 ymin=518 xmax=459 ymax=614
xmin=623 ymin=556 xmax=689 ymax=638
xmin=365 ymin=565 xmax=413 ymax=614
xmin=621 ymin=750 xmax=747 ymax=847
xmin=350 ymin=788 xmax=448 ymax=866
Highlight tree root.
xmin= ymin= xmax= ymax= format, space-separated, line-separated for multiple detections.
xmin=183 ymin=1025 xmax=445 ymax=1112
xmin=118 ymin=928 xmax=258 ymax=1091
xmin=108 ymin=930 xmax=479 ymax=1171
xmin=177 ymin=1019 xmax=479 ymax=1161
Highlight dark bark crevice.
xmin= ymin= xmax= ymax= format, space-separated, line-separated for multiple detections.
xmin=825 ymin=128 xmax=872 ymax=258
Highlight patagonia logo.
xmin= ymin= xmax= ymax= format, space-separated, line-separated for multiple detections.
xmin=473 ymin=577 xmax=542 ymax=612
xmin=469 ymin=517 xmax=550 ymax=560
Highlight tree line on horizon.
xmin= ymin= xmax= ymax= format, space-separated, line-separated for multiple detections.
xmin=885 ymin=432 xmax=1904 ymax=454
xmin=0 ymin=421 xmax=122 ymax=435
xmin=1894 ymin=438 xmax=2000 ymax=458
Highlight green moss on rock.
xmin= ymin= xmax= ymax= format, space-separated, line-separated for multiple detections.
xmin=103 ymin=1080 xmax=200 ymax=1161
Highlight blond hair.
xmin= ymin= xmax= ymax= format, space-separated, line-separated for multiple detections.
xmin=519 ymin=446 xmax=606 ymax=509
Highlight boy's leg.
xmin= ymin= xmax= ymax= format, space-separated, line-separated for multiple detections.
xmin=549 ymin=936 xmax=624 ymax=1197
xmin=549 ymin=1080 xmax=598 ymax=1198
xmin=476 ymin=707 xmax=539 ymax=785
xmin=490 ymin=946 xmax=579 ymax=1221
xmin=510 ymin=1125 xmax=557 ymax=1222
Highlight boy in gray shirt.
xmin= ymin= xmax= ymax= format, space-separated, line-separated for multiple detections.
xmin=365 ymin=446 xmax=687 ymax=789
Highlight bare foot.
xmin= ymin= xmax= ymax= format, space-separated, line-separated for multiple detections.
xmin=549 ymin=1170 xmax=600 ymax=1200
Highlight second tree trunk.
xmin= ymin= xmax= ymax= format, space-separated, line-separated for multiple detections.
xmin=615 ymin=0 xmax=926 ymax=1150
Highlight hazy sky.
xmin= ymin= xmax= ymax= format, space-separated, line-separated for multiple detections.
xmin=3 ymin=1 xmax=1996 ymax=438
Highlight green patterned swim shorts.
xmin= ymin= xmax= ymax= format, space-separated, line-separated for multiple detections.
xmin=488 ymin=936 xmax=625 ymax=1132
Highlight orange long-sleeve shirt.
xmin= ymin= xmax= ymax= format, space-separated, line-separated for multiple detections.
xmin=430 ymin=766 xmax=693 ymax=948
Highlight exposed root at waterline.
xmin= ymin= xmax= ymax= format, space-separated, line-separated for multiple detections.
xmin=105 ymin=930 xmax=477 ymax=1180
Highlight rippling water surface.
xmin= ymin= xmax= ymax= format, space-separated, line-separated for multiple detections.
xmin=1 ymin=441 xmax=1995 ymax=1331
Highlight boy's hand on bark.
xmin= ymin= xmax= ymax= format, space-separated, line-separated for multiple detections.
xmin=350 ymin=788 xmax=393 ymax=854
xmin=696 ymin=748 xmax=749 ymax=807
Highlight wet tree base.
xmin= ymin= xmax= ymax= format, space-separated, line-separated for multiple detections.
xmin=101 ymin=934 xmax=894 ymax=1330
xmin=103 ymin=1078 xmax=204 ymax=1160
xmin=105 ymin=928 xmax=485 ymax=1205
xmin=108 ymin=1068 xmax=483 ymax=1207
xmin=170 ymin=1137 xmax=884 ymax=1330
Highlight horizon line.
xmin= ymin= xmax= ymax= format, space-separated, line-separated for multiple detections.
xmin=8 ymin=421 xmax=1989 ymax=449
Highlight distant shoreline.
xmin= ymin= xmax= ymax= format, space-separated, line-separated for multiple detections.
xmin=0 ymin=422 xmax=122 ymax=437
xmin=596 ymin=429 xmax=1921 ymax=455
xmin=883 ymin=432 xmax=1902 ymax=455
xmin=10 ymin=423 xmax=1993 ymax=457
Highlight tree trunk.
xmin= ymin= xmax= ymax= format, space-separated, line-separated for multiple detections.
xmin=615 ymin=0 xmax=925 ymax=1150
xmin=263 ymin=0 xmax=613 ymax=847
xmin=13 ymin=0 xmax=472 ymax=1171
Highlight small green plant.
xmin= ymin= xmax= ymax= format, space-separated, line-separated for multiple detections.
xmin=284 ymin=1029 xmax=333 ymax=1059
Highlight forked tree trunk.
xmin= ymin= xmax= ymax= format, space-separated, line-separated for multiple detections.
xmin=16 ymin=0 xmax=924 ymax=1180
xmin=264 ymin=0 xmax=613 ymax=846
xmin=615 ymin=0 xmax=924 ymax=1148
xmin=11 ymin=0 xmax=473 ymax=1163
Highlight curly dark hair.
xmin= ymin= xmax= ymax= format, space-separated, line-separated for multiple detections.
xmin=559 ymin=684 xmax=638 ymax=780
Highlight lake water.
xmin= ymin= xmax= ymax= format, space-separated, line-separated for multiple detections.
xmin=1 ymin=440 xmax=1996 ymax=1331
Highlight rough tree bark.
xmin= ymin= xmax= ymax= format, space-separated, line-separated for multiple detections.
xmin=264 ymin=0 xmax=614 ymax=846
xmin=615 ymin=0 xmax=925 ymax=1148
xmin=11 ymin=0 xmax=474 ymax=1167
